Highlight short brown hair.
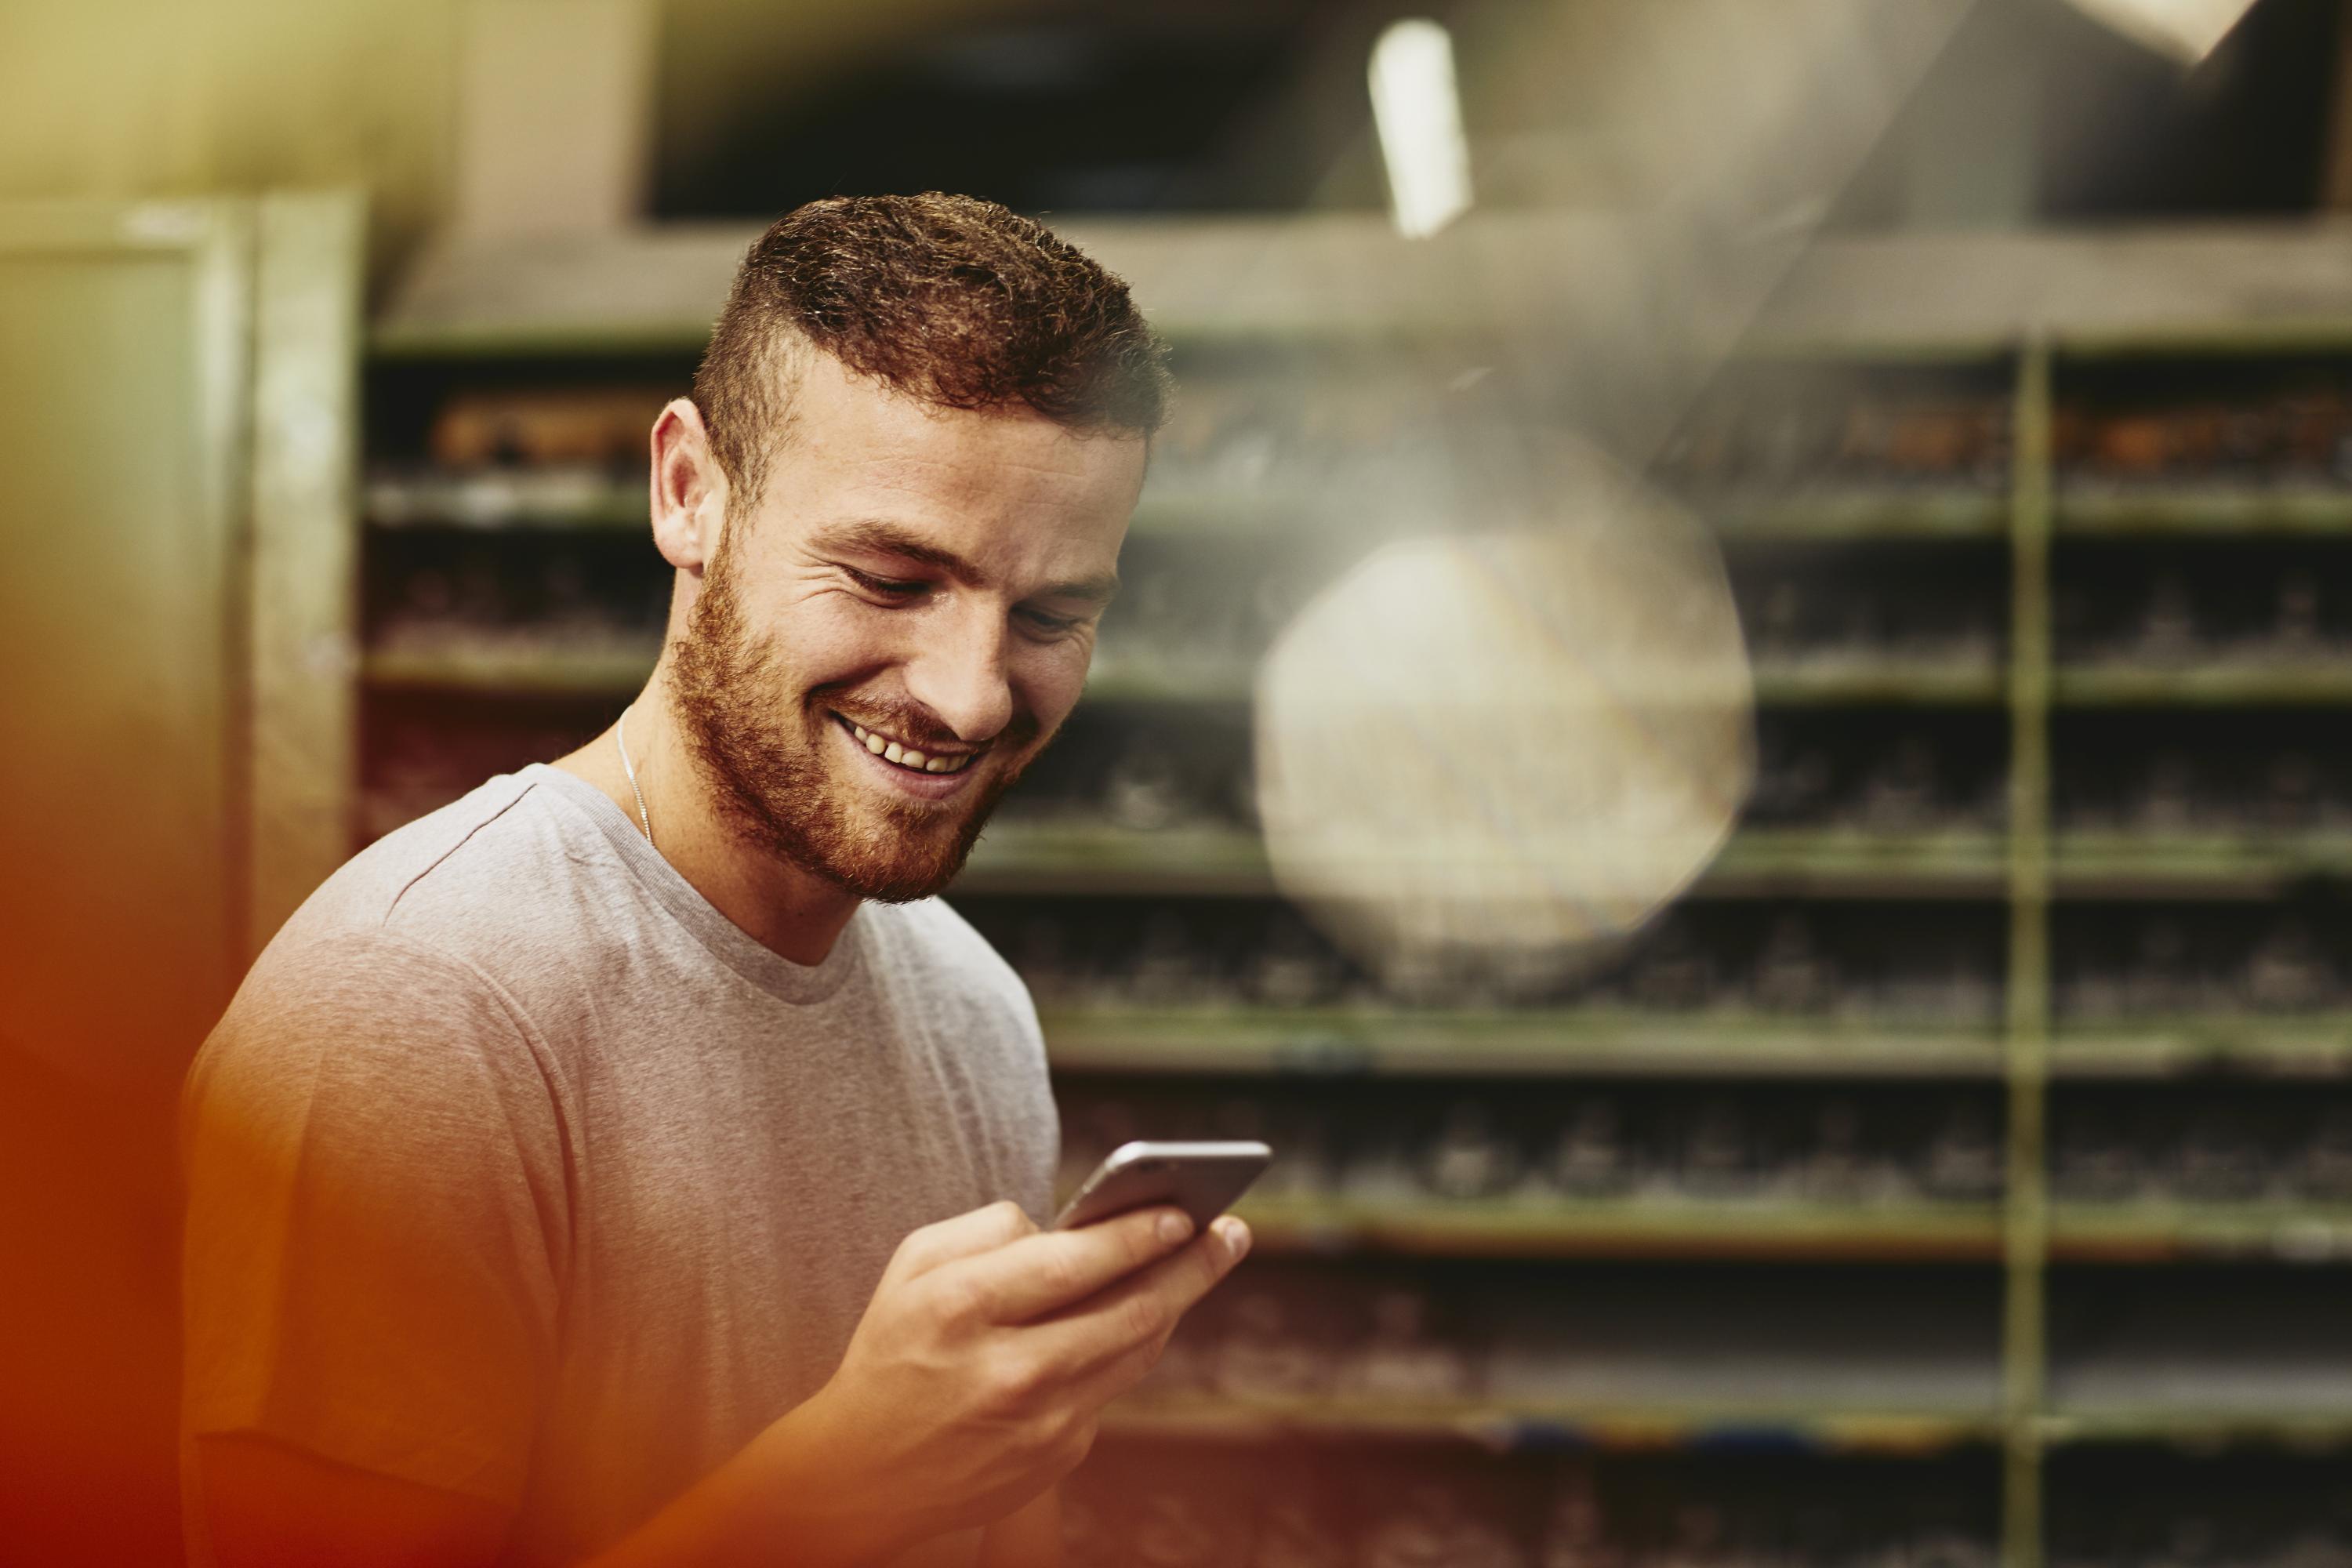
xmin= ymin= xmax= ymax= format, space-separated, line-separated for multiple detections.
xmin=692 ymin=192 xmax=1171 ymax=508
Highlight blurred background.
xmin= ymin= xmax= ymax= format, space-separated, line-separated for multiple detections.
xmin=25 ymin=0 xmax=2352 ymax=1563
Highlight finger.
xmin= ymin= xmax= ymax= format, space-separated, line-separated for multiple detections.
xmin=1062 ymin=1324 xmax=1169 ymax=1414
xmin=887 ymin=1199 xmax=1038 ymax=1283
xmin=1016 ymin=1216 xmax=1250 ymax=1376
xmin=945 ymin=1203 xmax=1198 ymax=1324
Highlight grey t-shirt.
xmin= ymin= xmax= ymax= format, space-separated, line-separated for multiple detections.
xmin=180 ymin=763 xmax=1059 ymax=1567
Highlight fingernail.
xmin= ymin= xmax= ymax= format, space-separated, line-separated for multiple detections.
xmin=1157 ymin=1210 xmax=1193 ymax=1246
xmin=1217 ymin=1218 xmax=1250 ymax=1261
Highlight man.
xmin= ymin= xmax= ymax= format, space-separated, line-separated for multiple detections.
xmin=180 ymin=193 xmax=1250 ymax=1568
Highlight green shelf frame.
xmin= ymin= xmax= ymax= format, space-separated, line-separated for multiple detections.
xmin=1218 ymin=1190 xmax=2352 ymax=1267
xmin=2048 ymin=1202 xmax=2352 ymax=1262
xmin=388 ymin=475 xmax=2267 ymax=546
xmin=368 ymin=474 xmax=2352 ymax=545
xmin=2038 ymin=1410 xmax=2352 ymax=1449
xmin=2049 ymin=1017 xmax=2352 ymax=1076
xmin=1751 ymin=660 xmax=2008 ymax=706
xmin=1999 ymin=343 xmax=2056 ymax=1568
xmin=1102 ymin=1392 xmax=2002 ymax=1454
xmin=365 ymin=473 xmax=648 ymax=532
xmin=356 ymin=641 xmax=2352 ymax=713
xmin=975 ymin=823 xmax=2352 ymax=900
xmin=2053 ymin=664 xmax=2352 ymax=706
xmin=1701 ymin=487 xmax=2011 ymax=541
xmin=2052 ymin=833 xmax=2352 ymax=895
xmin=1068 ymin=1185 xmax=2352 ymax=1266
xmin=359 ymin=644 xmax=1249 ymax=706
xmin=1039 ymin=1005 xmax=2005 ymax=1078
xmin=966 ymin=823 xmax=2015 ymax=899
xmin=362 ymin=472 xmax=1283 ymax=540
xmin=1042 ymin=1007 xmax=2352 ymax=1081
xmin=1663 ymin=828 xmax=2006 ymax=895
xmin=1236 ymin=1193 xmax=2005 ymax=1261
xmin=966 ymin=823 xmax=1276 ymax=896
xmin=2056 ymin=485 xmax=2352 ymax=536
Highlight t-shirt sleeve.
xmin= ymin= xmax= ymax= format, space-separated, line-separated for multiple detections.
xmin=1011 ymin=993 xmax=1060 ymax=1227
xmin=180 ymin=927 xmax=568 ymax=1512
xmin=984 ymin=956 xmax=1060 ymax=1228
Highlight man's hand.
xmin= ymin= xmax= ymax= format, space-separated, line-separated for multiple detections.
xmin=587 ymin=1199 xmax=1248 ymax=1568
xmin=769 ymin=1199 xmax=1248 ymax=1558
xmin=202 ymin=1203 xmax=1242 ymax=1568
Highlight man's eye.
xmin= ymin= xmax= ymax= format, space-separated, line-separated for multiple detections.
xmin=1018 ymin=607 xmax=1083 ymax=635
xmin=845 ymin=567 xmax=928 ymax=598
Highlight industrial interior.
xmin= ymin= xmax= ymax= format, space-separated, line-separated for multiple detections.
xmin=19 ymin=0 xmax=2352 ymax=1563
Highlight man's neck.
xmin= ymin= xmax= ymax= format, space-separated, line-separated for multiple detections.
xmin=551 ymin=673 xmax=862 ymax=968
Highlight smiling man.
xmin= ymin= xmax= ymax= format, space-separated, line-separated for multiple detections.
xmin=180 ymin=194 xmax=1250 ymax=1568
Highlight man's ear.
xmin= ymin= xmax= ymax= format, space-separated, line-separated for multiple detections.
xmin=649 ymin=398 xmax=729 ymax=576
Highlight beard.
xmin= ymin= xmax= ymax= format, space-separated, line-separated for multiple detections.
xmin=667 ymin=532 xmax=1045 ymax=902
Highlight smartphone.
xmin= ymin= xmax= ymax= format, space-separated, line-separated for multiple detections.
xmin=1053 ymin=1139 xmax=1273 ymax=1232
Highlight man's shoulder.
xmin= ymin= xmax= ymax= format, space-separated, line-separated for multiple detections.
xmin=212 ymin=769 xmax=604 ymax=1053
xmin=273 ymin=767 xmax=596 ymax=962
xmin=191 ymin=774 xmax=593 ymax=1114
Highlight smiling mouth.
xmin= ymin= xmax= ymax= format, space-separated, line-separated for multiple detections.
xmin=831 ymin=713 xmax=981 ymax=775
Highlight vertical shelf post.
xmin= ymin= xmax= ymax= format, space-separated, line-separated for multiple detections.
xmin=2001 ymin=339 xmax=2055 ymax=1568
xmin=247 ymin=190 xmax=366 ymax=957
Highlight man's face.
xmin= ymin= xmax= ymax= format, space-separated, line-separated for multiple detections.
xmin=669 ymin=351 xmax=1146 ymax=902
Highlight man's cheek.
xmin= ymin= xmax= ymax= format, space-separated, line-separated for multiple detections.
xmin=1029 ymin=645 xmax=1093 ymax=717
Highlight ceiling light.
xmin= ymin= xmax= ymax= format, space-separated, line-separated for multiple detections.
xmin=2062 ymin=0 xmax=2260 ymax=64
xmin=1370 ymin=19 xmax=1474 ymax=239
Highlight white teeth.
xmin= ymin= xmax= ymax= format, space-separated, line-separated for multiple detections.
xmin=844 ymin=714 xmax=974 ymax=774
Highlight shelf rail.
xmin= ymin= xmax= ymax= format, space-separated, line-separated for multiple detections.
xmin=2002 ymin=340 xmax=2055 ymax=1568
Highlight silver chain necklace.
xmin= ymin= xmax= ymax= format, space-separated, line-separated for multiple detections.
xmin=615 ymin=706 xmax=653 ymax=848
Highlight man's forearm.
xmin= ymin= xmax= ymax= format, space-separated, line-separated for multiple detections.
xmin=584 ymin=1389 xmax=909 ymax=1568
xmin=976 ymin=1485 xmax=1061 ymax=1568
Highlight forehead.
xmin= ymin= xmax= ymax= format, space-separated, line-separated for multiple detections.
xmin=753 ymin=350 xmax=1145 ymax=571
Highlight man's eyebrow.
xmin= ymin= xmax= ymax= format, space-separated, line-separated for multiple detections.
xmin=1040 ymin=572 xmax=1121 ymax=608
xmin=813 ymin=519 xmax=978 ymax=578
xmin=815 ymin=518 xmax=1120 ymax=606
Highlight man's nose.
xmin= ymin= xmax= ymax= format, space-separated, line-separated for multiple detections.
xmin=900 ymin=600 xmax=1015 ymax=744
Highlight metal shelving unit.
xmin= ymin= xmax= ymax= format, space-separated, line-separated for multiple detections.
xmin=358 ymin=224 xmax=2352 ymax=1566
